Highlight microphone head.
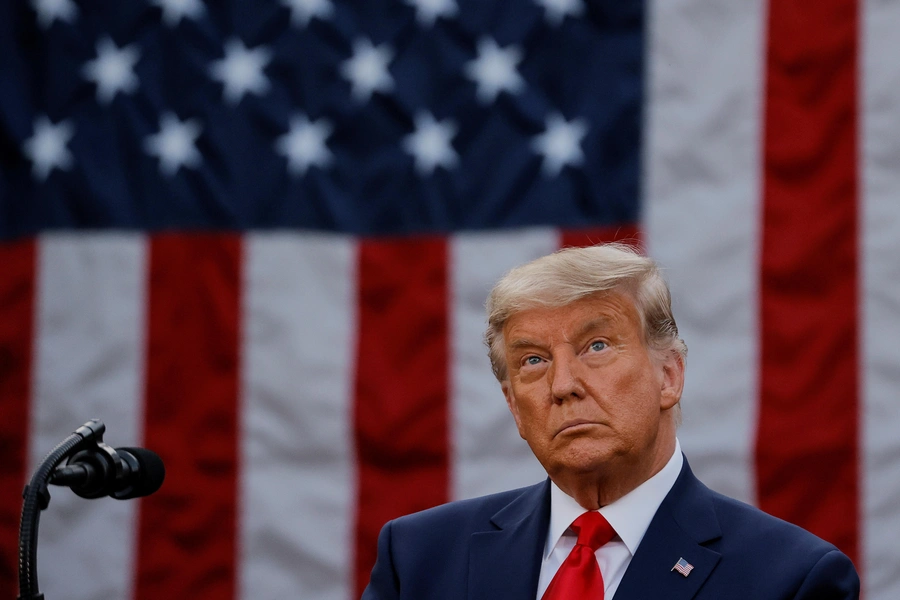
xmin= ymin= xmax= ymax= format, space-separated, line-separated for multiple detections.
xmin=114 ymin=447 xmax=165 ymax=500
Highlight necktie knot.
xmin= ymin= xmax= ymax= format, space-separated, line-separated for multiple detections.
xmin=541 ymin=512 xmax=615 ymax=599
xmin=571 ymin=511 xmax=615 ymax=551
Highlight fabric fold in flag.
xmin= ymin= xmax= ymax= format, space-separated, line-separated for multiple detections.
xmin=1 ymin=0 xmax=899 ymax=599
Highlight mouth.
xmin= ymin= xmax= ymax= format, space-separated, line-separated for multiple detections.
xmin=555 ymin=419 xmax=601 ymax=437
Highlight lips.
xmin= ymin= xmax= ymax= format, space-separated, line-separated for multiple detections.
xmin=555 ymin=418 xmax=600 ymax=436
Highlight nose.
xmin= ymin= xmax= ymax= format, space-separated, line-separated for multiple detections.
xmin=549 ymin=348 xmax=586 ymax=403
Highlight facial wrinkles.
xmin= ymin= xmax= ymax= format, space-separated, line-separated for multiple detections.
xmin=512 ymin=301 xmax=653 ymax=429
xmin=501 ymin=293 xmax=680 ymax=508
xmin=509 ymin=312 xmax=628 ymax=388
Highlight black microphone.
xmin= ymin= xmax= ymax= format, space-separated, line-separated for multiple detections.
xmin=49 ymin=444 xmax=165 ymax=500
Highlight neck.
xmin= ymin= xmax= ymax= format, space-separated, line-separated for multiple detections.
xmin=554 ymin=434 xmax=676 ymax=509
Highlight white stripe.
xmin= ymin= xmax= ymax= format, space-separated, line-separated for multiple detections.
xmin=29 ymin=233 xmax=147 ymax=600
xmin=239 ymin=233 xmax=357 ymax=600
xmin=643 ymin=0 xmax=766 ymax=505
xmin=450 ymin=228 xmax=557 ymax=500
xmin=861 ymin=0 xmax=900 ymax=596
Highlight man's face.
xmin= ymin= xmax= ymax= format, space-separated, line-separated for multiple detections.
xmin=501 ymin=291 xmax=683 ymax=484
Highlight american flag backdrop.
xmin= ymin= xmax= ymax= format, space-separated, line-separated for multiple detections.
xmin=1 ymin=0 xmax=899 ymax=598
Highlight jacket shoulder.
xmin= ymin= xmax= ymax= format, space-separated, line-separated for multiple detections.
xmin=707 ymin=487 xmax=841 ymax=555
xmin=668 ymin=466 xmax=859 ymax=598
xmin=391 ymin=481 xmax=545 ymax=538
xmin=703 ymin=486 xmax=858 ymax=596
xmin=362 ymin=481 xmax=548 ymax=599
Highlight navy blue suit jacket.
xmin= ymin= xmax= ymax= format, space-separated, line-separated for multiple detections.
xmin=361 ymin=458 xmax=859 ymax=599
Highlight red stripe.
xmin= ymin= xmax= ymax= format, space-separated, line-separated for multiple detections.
xmin=560 ymin=224 xmax=642 ymax=250
xmin=757 ymin=0 xmax=859 ymax=563
xmin=353 ymin=237 xmax=449 ymax=598
xmin=0 ymin=241 xmax=36 ymax=599
xmin=135 ymin=234 xmax=242 ymax=599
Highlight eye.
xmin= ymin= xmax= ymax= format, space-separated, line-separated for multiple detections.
xmin=524 ymin=355 xmax=543 ymax=366
xmin=588 ymin=340 xmax=607 ymax=352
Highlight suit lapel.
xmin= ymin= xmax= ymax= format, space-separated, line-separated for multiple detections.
xmin=468 ymin=480 xmax=551 ymax=600
xmin=614 ymin=459 xmax=722 ymax=600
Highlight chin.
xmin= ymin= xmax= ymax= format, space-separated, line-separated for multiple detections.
xmin=548 ymin=443 xmax=619 ymax=476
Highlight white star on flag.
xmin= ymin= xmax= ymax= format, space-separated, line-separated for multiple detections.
xmin=31 ymin=0 xmax=78 ymax=28
xmin=23 ymin=116 xmax=75 ymax=181
xmin=82 ymin=37 xmax=141 ymax=105
xmin=403 ymin=112 xmax=458 ymax=176
xmin=340 ymin=38 xmax=395 ymax=103
xmin=404 ymin=0 xmax=457 ymax=27
xmin=281 ymin=0 xmax=333 ymax=27
xmin=143 ymin=113 xmax=203 ymax=177
xmin=209 ymin=39 xmax=272 ymax=105
xmin=151 ymin=0 xmax=206 ymax=27
xmin=276 ymin=114 xmax=334 ymax=176
xmin=533 ymin=0 xmax=584 ymax=26
xmin=464 ymin=37 xmax=525 ymax=104
xmin=531 ymin=112 xmax=588 ymax=177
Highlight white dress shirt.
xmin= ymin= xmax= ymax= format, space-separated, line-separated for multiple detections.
xmin=536 ymin=439 xmax=684 ymax=599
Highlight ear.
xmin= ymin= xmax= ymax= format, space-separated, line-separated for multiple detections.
xmin=659 ymin=352 xmax=685 ymax=411
xmin=502 ymin=381 xmax=527 ymax=440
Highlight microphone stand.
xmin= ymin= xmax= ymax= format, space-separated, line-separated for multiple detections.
xmin=17 ymin=419 xmax=107 ymax=600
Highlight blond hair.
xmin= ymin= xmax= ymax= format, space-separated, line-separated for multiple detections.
xmin=484 ymin=242 xmax=686 ymax=382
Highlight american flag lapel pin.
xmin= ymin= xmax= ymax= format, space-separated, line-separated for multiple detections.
xmin=672 ymin=557 xmax=694 ymax=577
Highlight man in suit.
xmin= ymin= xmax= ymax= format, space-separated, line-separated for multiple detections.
xmin=362 ymin=243 xmax=859 ymax=599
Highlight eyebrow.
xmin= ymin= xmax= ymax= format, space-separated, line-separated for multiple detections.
xmin=506 ymin=316 xmax=616 ymax=351
xmin=508 ymin=337 xmax=542 ymax=351
xmin=572 ymin=317 xmax=615 ymax=340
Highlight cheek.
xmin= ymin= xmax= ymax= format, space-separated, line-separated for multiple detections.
xmin=516 ymin=398 xmax=544 ymax=429
xmin=595 ymin=362 xmax=638 ymax=396
xmin=511 ymin=388 xmax=552 ymax=436
xmin=598 ymin=367 xmax=661 ymax=422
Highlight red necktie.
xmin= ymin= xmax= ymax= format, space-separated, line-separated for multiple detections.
xmin=542 ymin=512 xmax=616 ymax=600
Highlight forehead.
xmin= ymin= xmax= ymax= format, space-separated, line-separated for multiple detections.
xmin=502 ymin=292 xmax=642 ymax=344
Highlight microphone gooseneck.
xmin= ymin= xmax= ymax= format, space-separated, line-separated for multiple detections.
xmin=18 ymin=419 xmax=166 ymax=600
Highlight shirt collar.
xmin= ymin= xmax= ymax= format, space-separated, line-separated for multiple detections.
xmin=545 ymin=438 xmax=683 ymax=558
